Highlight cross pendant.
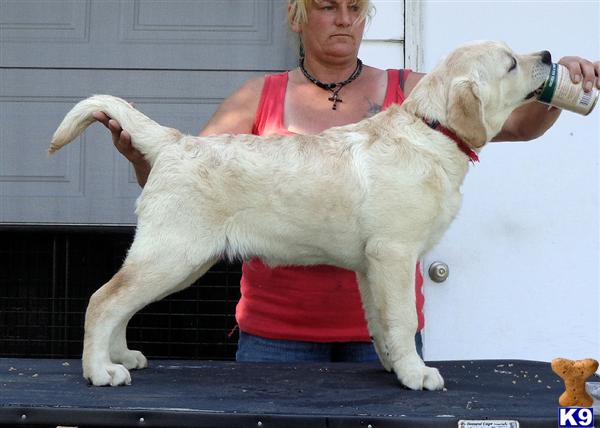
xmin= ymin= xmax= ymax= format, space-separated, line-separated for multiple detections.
xmin=328 ymin=93 xmax=342 ymax=110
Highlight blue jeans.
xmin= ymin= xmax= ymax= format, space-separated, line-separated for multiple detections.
xmin=236 ymin=331 xmax=423 ymax=362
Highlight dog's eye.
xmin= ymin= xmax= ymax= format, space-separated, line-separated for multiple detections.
xmin=508 ymin=58 xmax=517 ymax=72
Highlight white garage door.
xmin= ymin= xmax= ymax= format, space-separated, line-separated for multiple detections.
xmin=0 ymin=0 xmax=296 ymax=224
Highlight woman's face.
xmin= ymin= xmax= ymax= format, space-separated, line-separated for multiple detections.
xmin=293 ymin=0 xmax=367 ymax=62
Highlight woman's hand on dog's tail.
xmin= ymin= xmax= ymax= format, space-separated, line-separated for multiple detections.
xmin=92 ymin=111 xmax=151 ymax=187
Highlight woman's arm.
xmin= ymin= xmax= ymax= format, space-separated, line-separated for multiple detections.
xmin=200 ymin=76 xmax=264 ymax=137
xmin=491 ymin=103 xmax=561 ymax=142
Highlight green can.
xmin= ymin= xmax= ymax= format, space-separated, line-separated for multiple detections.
xmin=538 ymin=63 xmax=598 ymax=115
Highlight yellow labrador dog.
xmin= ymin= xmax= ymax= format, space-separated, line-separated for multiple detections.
xmin=49 ymin=41 xmax=551 ymax=390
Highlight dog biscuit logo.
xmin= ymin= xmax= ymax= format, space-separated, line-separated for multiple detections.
xmin=551 ymin=358 xmax=598 ymax=428
xmin=558 ymin=407 xmax=594 ymax=427
xmin=551 ymin=358 xmax=598 ymax=407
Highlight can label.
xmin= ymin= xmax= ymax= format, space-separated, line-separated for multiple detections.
xmin=538 ymin=63 xmax=598 ymax=115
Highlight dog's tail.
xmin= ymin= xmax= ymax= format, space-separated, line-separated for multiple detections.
xmin=48 ymin=95 xmax=181 ymax=165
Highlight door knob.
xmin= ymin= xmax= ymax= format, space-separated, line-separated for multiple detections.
xmin=428 ymin=261 xmax=449 ymax=283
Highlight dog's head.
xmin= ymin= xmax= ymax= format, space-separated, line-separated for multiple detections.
xmin=404 ymin=41 xmax=552 ymax=149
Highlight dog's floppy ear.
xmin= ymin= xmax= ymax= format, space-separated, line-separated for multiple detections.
xmin=446 ymin=78 xmax=488 ymax=148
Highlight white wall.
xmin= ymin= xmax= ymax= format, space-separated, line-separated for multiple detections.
xmin=418 ymin=0 xmax=599 ymax=363
xmin=420 ymin=1 xmax=599 ymax=73
xmin=360 ymin=0 xmax=405 ymax=69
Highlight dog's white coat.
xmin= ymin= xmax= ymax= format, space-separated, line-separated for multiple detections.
xmin=49 ymin=41 xmax=550 ymax=389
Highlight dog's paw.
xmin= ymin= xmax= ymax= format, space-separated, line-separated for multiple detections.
xmin=113 ymin=349 xmax=148 ymax=371
xmin=393 ymin=355 xmax=444 ymax=391
xmin=421 ymin=366 xmax=445 ymax=391
xmin=84 ymin=363 xmax=132 ymax=387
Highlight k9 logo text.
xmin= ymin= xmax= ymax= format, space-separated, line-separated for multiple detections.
xmin=558 ymin=407 xmax=594 ymax=427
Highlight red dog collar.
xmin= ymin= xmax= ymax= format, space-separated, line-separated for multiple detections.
xmin=424 ymin=119 xmax=480 ymax=163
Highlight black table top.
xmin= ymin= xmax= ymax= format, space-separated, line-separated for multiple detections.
xmin=1 ymin=358 xmax=598 ymax=427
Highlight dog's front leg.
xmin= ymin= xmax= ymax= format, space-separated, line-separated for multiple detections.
xmin=364 ymin=240 xmax=444 ymax=391
xmin=356 ymin=272 xmax=393 ymax=372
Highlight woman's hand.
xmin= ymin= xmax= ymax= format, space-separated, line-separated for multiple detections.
xmin=557 ymin=56 xmax=600 ymax=91
xmin=92 ymin=111 xmax=151 ymax=187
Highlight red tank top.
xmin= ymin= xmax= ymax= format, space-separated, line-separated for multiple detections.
xmin=237 ymin=69 xmax=424 ymax=342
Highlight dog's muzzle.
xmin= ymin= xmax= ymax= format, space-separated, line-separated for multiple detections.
xmin=526 ymin=51 xmax=553 ymax=100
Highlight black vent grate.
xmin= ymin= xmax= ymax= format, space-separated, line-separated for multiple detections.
xmin=0 ymin=226 xmax=241 ymax=360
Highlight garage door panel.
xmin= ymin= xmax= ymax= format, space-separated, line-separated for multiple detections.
xmin=0 ymin=97 xmax=86 ymax=198
xmin=1 ymin=0 xmax=293 ymax=70
xmin=0 ymin=68 xmax=262 ymax=223
xmin=122 ymin=0 xmax=266 ymax=43
xmin=0 ymin=0 xmax=90 ymax=43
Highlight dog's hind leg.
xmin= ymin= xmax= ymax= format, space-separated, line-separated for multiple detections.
xmin=107 ymin=253 xmax=216 ymax=371
xmin=364 ymin=240 xmax=444 ymax=391
xmin=82 ymin=234 xmax=218 ymax=386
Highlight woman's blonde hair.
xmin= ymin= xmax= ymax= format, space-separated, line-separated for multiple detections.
xmin=288 ymin=0 xmax=374 ymax=27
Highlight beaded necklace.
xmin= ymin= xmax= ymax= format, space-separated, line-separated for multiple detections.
xmin=299 ymin=57 xmax=363 ymax=110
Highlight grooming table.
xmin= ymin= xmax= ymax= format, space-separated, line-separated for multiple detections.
xmin=0 ymin=358 xmax=598 ymax=427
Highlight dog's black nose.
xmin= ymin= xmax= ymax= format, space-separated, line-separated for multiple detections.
xmin=541 ymin=50 xmax=552 ymax=65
